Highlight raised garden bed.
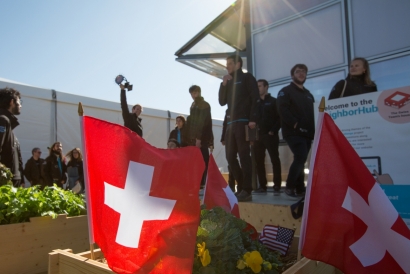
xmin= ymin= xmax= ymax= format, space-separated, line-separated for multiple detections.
xmin=0 ymin=214 xmax=89 ymax=274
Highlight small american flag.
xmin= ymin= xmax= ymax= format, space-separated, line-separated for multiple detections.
xmin=259 ymin=225 xmax=295 ymax=256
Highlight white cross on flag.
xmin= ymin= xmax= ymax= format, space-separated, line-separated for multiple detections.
xmin=299 ymin=112 xmax=410 ymax=274
xmin=81 ymin=116 xmax=205 ymax=274
xmin=203 ymin=154 xmax=240 ymax=218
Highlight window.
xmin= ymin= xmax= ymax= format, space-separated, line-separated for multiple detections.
xmin=251 ymin=0 xmax=331 ymax=30
xmin=350 ymin=0 xmax=410 ymax=58
xmin=371 ymin=55 xmax=410 ymax=91
xmin=253 ymin=3 xmax=345 ymax=82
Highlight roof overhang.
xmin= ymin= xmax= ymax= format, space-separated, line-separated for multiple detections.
xmin=175 ymin=0 xmax=248 ymax=79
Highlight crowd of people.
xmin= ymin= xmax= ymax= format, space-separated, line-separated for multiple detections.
xmin=0 ymin=89 xmax=85 ymax=192
xmin=0 ymin=55 xmax=377 ymax=200
xmin=22 ymin=142 xmax=84 ymax=192
xmin=118 ymin=54 xmax=378 ymax=202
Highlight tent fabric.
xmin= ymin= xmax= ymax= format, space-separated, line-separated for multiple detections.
xmin=0 ymin=79 xmax=226 ymax=182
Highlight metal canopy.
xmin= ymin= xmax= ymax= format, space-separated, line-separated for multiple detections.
xmin=175 ymin=0 xmax=248 ymax=79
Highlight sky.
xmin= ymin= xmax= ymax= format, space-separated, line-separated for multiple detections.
xmin=0 ymin=0 xmax=235 ymax=120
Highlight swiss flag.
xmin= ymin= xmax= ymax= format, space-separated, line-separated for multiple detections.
xmin=299 ymin=112 xmax=410 ymax=273
xmin=203 ymin=154 xmax=240 ymax=218
xmin=81 ymin=116 xmax=204 ymax=274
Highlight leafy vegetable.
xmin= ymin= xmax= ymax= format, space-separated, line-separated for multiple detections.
xmin=0 ymin=163 xmax=13 ymax=186
xmin=0 ymin=184 xmax=86 ymax=225
xmin=193 ymin=206 xmax=282 ymax=274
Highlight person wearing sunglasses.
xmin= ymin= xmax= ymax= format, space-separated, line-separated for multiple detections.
xmin=24 ymin=148 xmax=46 ymax=189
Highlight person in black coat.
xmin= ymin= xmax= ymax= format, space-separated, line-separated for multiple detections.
xmin=24 ymin=147 xmax=46 ymax=189
xmin=218 ymin=54 xmax=259 ymax=201
xmin=253 ymin=79 xmax=282 ymax=195
xmin=168 ymin=115 xmax=188 ymax=147
xmin=329 ymin=57 xmax=377 ymax=100
xmin=186 ymin=85 xmax=213 ymax=188
xmin=277 ymin=64 xmax=315 ymax=198
xmin=66 ymin=147 xmax=84 ymax=192
xmin=120 ymin=85 xmax=143 ymax=137
xmin=0 ymin=87 xmax=24 ymax=187
xmin=44 ymin=141 xmax=67 ymax=188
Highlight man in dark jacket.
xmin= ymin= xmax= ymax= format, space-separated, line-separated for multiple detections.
xmin=253 ymin=79 xmax=282 ymax=195
xmin=44 ymin=142 xmax=67 ymax=188
xmin=24 ymin=147 xmax=46 ymax=189
xmin=186 ymin=85 xmax=213 ymax=188
xmin=0 ymin=87 xmax=24 ymax=187
xmin=219 ymin=54 xmax=259 ymax=201
xmin=120 ymin=85 xmax=143 ymax=137
xmin=277 ymin=64 xmax=315 ymax=198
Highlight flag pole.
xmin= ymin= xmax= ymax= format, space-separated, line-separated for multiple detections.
xmin=297 ymin=97 xmax=326 ymax=261
xmin=78 ymin=102 xmax=95 ymax=260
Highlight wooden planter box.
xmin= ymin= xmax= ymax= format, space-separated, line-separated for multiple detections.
xmin=48 ymin=249 xmax=112 ymax=274
xmin=283 ymin=257 xmax=339 ymax=274
xmin=0 ymin=214 xmax=89 ymax=274
xmin=49 ymin=249 xmax=339 ymax=274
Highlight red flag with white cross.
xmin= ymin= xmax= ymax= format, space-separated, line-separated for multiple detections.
xmin=299 ymin=112 xmax=410 ymax=274
xmin=203 ymin=154 xmax=240 ymax=218
xmin=81 ymin=116 xmax=204 ymax=274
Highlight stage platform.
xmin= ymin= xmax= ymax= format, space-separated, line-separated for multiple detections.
xmin=200 ymin=183 xmax=303 ymax=253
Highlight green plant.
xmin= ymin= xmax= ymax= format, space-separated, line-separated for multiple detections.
xmin=0 ymin=184 xmax=86 ymax=225
xmin=0 ymin=163 xmax=13 ymax=186
xmin=193 ymin=206 xmax=282 ymax=274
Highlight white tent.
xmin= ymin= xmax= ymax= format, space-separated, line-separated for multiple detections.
xmin=0 ymin=78 xmax=228 ymax=181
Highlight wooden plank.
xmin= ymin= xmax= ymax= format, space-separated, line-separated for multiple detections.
xmin=0 ymin=215 xmax=89 ymax=274
xmin=283 ymin=258 xmax=337 ymax=274
xmin=53 ymin=249 xmax=113 ymax=274
xmin=48 ymin=250 xmax=60 ymax=274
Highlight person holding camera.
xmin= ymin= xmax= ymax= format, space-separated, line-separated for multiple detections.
xmin=120 ymin=84 xmax=143 ymax=137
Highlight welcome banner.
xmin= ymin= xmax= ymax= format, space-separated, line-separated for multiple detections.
xmin=316 ymin=86 xmax=410 ymax=227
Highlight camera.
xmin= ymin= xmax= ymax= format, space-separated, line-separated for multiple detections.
xmin=115 ymin=75 xmax=133 ymax=91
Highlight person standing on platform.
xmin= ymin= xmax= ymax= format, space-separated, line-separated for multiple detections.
xmin=186 ymin=85 xmax=213 ymax=188
xmin=120 ymin=85 xmax=143 ymax=137
xmin=24 ymin=147 xmax=46 ymax=189
xmin=328 ymin=57 xmax=377 ymax=100
xmin=253 ymin=79 xmax=282 ymax=196
xmin=219 ymin=54 xmax=259 ymax=202
xmin=277 ymin=64 xmax=315 ymax=198
xmin=0 ymin=87 xmax=25 ymax=187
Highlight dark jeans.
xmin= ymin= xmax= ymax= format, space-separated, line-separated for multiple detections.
xmin=227 ymin=164 xmax=242 ymax=193
xmin=254 ymin=134 xmax=282 ymax=189
xmin=225 ymin=122 xmax=252 ymax=193
xmin=284 ymin=136 xmax=312 ymax=193
xmin=200 ymin=145 xmax=210 ymax=187
xmin=12 ymin=179 xmax=22 ymax=187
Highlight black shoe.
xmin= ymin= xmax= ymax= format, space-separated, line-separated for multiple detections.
xmin=273 ymin=188 xmax=281 ymax=196
xmin=284 ymin=188 xmax=298 ymax=199
xmin=253 ymin=187 xmax=267 ymax=194
xmin=237 ymin=190 xmax=252 ymax=202
xmin=295 ymin=191 xmax=306 ymax=197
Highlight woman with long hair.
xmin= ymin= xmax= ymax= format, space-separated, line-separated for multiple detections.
xmin=66 ymin=147 xmax=84 ymax=192
xmin=329 ymin=57 xmax=377 ymax=99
